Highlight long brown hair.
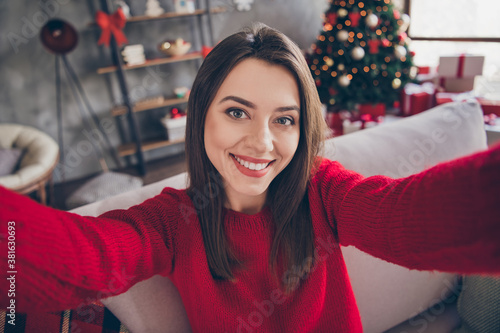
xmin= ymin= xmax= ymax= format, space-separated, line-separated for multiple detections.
xmin=185 ymin=23 xmax=326 ymax=293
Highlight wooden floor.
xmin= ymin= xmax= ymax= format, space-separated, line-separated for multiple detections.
xmin=50 ymin=152 xmax=187 ymax=210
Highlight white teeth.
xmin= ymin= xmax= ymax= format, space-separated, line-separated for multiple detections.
xmin=234 ymin=155 xmax=269 ymax=171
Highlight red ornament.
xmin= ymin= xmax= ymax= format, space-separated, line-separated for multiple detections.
xmin=368 ymin=39 xmax=380 ymax=54
xmin=95 ymin=8 xmax=128 ymax=47
xmin=393 ymin=9 xmax=401 ymax=20
xmin=316 ymin=79 xmax=321 ymax=87
xmin=410 ymin=51 xmax=416 ymax=57
xmin=327 ymin=46 xmax=333 ymax=54
xmin=348 ymin=12 xmax=361 ymax=27
xmin=171 ymin=108 xmax=183 ymax=118
xmin=381 ymin=39 xmax=390 ymax=47
xmin=398 ymin=32 xmax=407 ymax=42
xmin=327 ymin=12 xmax=338 ymax=25
xmin=329 ymin=87 xmax=338 ymax=96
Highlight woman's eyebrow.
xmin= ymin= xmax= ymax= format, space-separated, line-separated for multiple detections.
xmin=219 ymin=95 xmax=300 ymax=113
xmin=219 ymin=95 xmax=256 ymax=108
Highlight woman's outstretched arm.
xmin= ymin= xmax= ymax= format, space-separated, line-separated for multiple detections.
xmin=0 ymin=186 xmax=181 ymax=313
xmin=315 ymin=142 xmax=500 ymax=274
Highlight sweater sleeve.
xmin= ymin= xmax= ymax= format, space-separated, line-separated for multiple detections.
xmin=0 ymin=186 xmax=181 ymax=313
xmin=316 ymin=142 xmax=500 ymax=274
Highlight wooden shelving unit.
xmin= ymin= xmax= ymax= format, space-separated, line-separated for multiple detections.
xmin=97 ymin=52 xmax=203 ymax=74
xmin=125 ymin=6 xmax=226 ymax=22
xmin=95 ymin=0 xmax=219 ymax=174
xmin=111 ymin=96 xmax=189 ymax=116
xmin=117 ymin=137 xmax=186 ymax=157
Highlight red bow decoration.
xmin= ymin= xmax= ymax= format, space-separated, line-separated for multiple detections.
xmin=95 ymin=8 xmax=128 ymax=47
xmin=348 ymin=12 xmax=361 ymax=27
xmin=368 ymin=39 xmax=380 ymax=54
xmin=327 ymin=12 xmax=338 ymax=25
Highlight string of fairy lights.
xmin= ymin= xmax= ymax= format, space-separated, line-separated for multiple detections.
xmin=309 ymin=0 xmax=417 ymax=109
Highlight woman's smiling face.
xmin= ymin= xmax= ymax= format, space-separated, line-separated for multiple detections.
xmin=204 ymin=58 xmax=301 ymax=214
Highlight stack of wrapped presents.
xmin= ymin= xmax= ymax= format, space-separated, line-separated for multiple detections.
xmin=400 ymin=54 xmax=500 ymax=119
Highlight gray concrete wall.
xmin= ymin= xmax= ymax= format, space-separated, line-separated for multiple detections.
xmin=0 ymin=0 xmax=327 ymax=182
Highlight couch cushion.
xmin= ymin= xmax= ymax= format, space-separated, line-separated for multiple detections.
xmin=0 ymin=148 xmax=23 ymax=176
xmin=66 ymin=172 xmax=143 ymax=210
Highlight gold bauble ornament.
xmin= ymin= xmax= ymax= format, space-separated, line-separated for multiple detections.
xmin=325 ymin=57 xmax=334 ymax=67
xmin=338 ymin=8 xmax=348 ymax=17
xmin=410 ymin=66 xmax=418 ymax=79
xmin=338 ymin=63 xmax=345 ymax=71
xmin=392 ymin=78 xmax=402 ymax=89
xmin=338 ymin=75 xmax=351 ymax=87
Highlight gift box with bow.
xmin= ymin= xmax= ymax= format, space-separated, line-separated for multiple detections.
xmin=437 ymin=54 xmax=484 ymax=92
xmin=400 ymin=82 xmax=436 ymax=116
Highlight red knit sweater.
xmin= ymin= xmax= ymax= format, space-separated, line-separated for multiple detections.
xmin=1 ymin=144 xmax=500 ymax=332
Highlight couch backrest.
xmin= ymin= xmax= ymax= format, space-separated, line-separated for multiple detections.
xmin=72 ymin=101 xmax=487 ymax=333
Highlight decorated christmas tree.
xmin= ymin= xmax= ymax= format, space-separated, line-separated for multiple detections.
xmin=309 ymin=0 xmax=416 ymax=113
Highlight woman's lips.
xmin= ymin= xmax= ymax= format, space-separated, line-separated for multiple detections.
xmin=230 ymin=154 xmax=275 ymax=178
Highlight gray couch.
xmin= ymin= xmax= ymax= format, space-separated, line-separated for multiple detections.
xmin=72 ymin=101 xmax=488 ymax=333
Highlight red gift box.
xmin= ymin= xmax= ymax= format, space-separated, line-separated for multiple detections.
xmin=435 ymin=93 xmax=500 ymax=117
xmin=477 ymin=98 xmax=500 ymax=116
xmin=401 ymin=82 xmax=436 ymax=116
xmin=418 ymin=66 xmax=430 ymax=74
xmin=358 ymin=103 xmax=386 ymax=117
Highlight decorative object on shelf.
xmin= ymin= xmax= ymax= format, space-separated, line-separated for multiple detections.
xmin=174 ymin=0 xmax=196 ymax=13
xmin=145 ymin=0 xmax=165 ymax=17
xmin=234 ymin=0 xmax=254 ymax=12
xmin=114 ymin=0 xmax=131 ymax=18
xmin=309 ymin=0 xmax=414 ymax=112
xmin=121 ymin=44 xmax=146 ymax=65
xmin=437 ymin=54 xmax=485 ymax=93
xmin=400 ymin=82 xmax=436 ymax=116
xmin=159 ymin=38 xmax=191 ymax=56
xmin=95 ymin=8 xmax=128 ymax=47
xmin=161 ymin=108 xmax=187 ymax=141
xmin=40 ymin=19 xmax=142 ymax=209
xmin=174 ymin=86 xmax=190 ymax=98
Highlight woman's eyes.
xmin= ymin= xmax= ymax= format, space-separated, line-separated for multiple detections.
xmin=226 ymin=108 xmax=295 ymax=126
xmin=275 ymin=117 xmax=295 ymax=126
xmin=227 ymin=109 xmax=247 ymax=119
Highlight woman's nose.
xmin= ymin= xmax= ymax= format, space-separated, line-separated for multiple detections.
xmin=246 ymin=124 xmax=273 ymax=153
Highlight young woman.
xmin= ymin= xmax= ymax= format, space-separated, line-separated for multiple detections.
xmin=1 ymin=23 xmax=499 ymax=332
